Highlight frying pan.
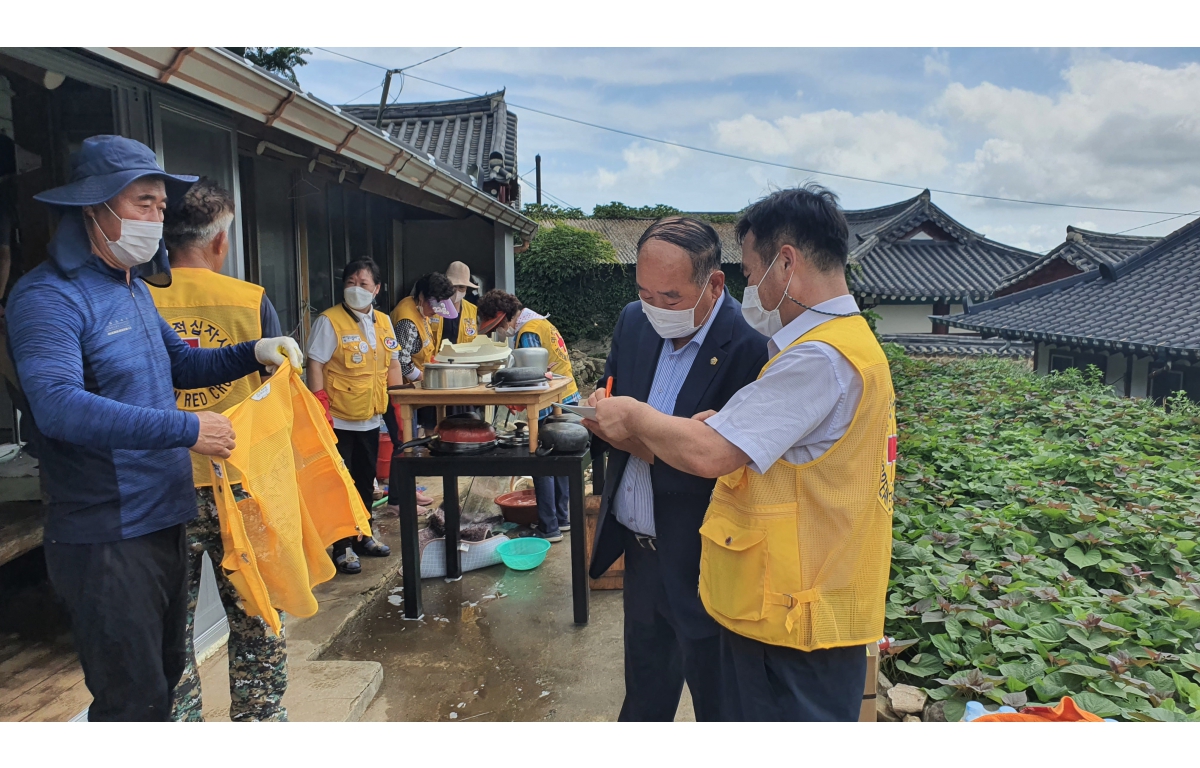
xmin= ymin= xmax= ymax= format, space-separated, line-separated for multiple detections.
xmin=395 ymin=414 xmax=498 ymax=454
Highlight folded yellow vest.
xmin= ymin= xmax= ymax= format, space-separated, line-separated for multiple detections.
xmin=209 ymin=368 xmax=373 ymax=635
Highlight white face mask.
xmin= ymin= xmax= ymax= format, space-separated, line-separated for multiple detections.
xmin=91 ymin=203 xmax=162 ymax=269
xmin=503 ymin=324 xmax=518 ymax=339
xmin=640 ymin=277 xmax=716 ymax=339
xmin=344 ymin=286 xmax=375 ymax=311
xmin=453 ymin=289 xmax=467 ymax=304
xmin=741 ymin=251 xmax=789 ymax=337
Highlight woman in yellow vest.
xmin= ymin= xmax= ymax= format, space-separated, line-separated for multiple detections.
xmin=307 ymin=258 xmax=402 ymax=575
xmin=477 ymin=289 xmax=580 ymax=543
xmin=430 ymin=260 xmax=481 ymax=346
xmin=389 ymin=272 xmax=458 ymax=435
xmin=586 ymin=186 xmax=895 ymax=721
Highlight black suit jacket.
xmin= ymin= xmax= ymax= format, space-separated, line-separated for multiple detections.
xmin=589 ymin=293 xmax=769 ymax=638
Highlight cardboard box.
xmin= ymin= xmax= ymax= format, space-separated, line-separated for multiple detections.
xmin=584 ymin=494 xmax=624 ymax=589
xmin=860 ymin=641 xmax=879 ymax=722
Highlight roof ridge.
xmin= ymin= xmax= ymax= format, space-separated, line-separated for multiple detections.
xmin=964 ymin=268 xmax=1103 ymax=316
xmin=843 ymin=190 xmax=928 ymax=220
xmin=1065 ymin=224 xmax=1159 ymax=243
xmin=1105 ymin=213 xmax=1200 ymax=279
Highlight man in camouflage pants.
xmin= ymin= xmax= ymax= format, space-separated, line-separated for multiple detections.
xmin=151 ymin=179 xmax=288 ymax=721
xmin=169 ymin=488 xmax=288 ymax=721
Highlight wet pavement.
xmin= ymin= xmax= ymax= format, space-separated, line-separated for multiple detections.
xmin=324 ymin=530 xmax=696 ymax=722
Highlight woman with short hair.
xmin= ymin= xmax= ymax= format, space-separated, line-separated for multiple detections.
xmin=307 ymin=258 xmax=402 ymax=574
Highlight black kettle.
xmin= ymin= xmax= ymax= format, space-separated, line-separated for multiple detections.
xmin=536 ymin=420 xmax=590 ymax=455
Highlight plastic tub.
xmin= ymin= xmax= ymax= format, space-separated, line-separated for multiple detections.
xmin=496 ymin=537 xmax=551 ymax=571
xmin=494 ymin=489 xmax=538 ymax=525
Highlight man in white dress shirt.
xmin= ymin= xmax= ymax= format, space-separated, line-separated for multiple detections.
xmin=588 ymin=185 xmax=895 ymax=721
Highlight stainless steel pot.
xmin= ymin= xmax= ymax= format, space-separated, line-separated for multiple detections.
xmin=422 ymin=363 xmax=479 ymax=390
xmin=511 ymin=347 xmax=549 ymax=373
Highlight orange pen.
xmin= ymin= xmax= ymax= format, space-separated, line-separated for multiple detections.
xmin=605 ymin=376 xmax=614 ymax=398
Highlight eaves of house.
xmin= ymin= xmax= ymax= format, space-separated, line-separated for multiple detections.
xmin=941 ymin=216 xmax=1200 ymax=362
xmin=85 ymin=47 xmax=538 ymax=239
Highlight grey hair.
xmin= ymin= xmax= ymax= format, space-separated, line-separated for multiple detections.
xmin=636 ymin=216 xmax=722 ymax=287
xmin=164 ymin=177 xmax=236 ymax=253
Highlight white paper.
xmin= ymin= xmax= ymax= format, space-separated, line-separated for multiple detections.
xmin=557 ymin=403 xmax=596 ymax=419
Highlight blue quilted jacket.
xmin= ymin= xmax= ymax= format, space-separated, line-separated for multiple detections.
xmin=7 ymin=213 xmax=261 ymax=543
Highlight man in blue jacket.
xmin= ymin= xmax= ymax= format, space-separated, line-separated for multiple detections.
xmin=6 ymin=135 xmax=303 ymax=722
xmin=585 ymin=218 xmax=768 ymax=720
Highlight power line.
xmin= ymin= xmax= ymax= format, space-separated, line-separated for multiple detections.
xmin=315 ymin=46 xmax=460 ymax=74
xmin=1115 ymin=209 xmax=1200 ymax=235
xmin=517 ymin=172 xmax=575 ymax=210
xmin=315 ymin=47 xmax=1195 ymax=219
xmin=346 ymin=81 xmax=383 ymax=104
xmin=400 ymin=47 xmax=461 ymax=71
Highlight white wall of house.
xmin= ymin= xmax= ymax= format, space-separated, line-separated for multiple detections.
xmin=873 ymin=304 xmax=938 ymax=334
xmin=1131 ymin=356 xmax=1151 ymax=398
xmin=947 ymin=304 xmax=973 ymax=334
xmin=1036 ymin=343 xmax=1152 ymax=398
xmin=871 ymin=303 xmax=976 ymax=335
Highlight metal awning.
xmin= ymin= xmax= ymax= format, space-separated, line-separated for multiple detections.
xmin=85 ymin=47 xmax=538 ymax=238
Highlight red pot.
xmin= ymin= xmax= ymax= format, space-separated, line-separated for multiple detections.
xmin=494 ymin=489 xmax=538 ymax=526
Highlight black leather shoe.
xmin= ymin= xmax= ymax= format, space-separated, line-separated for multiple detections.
xmin=353 ymin=537 xmax=391 ymax=557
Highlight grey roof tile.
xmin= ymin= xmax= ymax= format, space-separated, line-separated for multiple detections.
xmin=995 ymin=226 xmax=1157 ymax=293
xmin=881 ymin=333 xmax=1034 ymax=358
xmin=341 ymin=91 xmax=517 ymax=195
xmin=540 ymin=219 xmax=743 ymax=264
xmin=539 ymin=190 xmax=1038 ymax=302
xmin=944 ymin=217 xmax=1200 ymax=360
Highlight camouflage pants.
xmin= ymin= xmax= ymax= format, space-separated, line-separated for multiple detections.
xmin=170 ymin=487 xmax=289 ymax=722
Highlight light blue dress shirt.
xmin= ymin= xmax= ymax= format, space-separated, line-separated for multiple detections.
xmin=613 ymin=291 xmax=725 ymax=537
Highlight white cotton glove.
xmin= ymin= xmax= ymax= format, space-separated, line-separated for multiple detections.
xmin=255 ymin=336 xmax=304 ymax=374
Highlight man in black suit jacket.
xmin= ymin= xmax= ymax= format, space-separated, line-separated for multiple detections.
xmin=586 ymin=218 xmax=768 ymax=721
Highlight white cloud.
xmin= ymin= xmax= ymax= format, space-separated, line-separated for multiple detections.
xmin=938 ymin=59 xmax=1200 ymax=205
xmin=924 ymin=51 xmax=950 ymax=77
xmin=592 ymin=143 xmax=687 ymax=190
xmin=713 ymin=109 xmax=951 ymax=181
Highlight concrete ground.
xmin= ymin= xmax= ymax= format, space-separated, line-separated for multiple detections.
xmin=325 ymin=529 xmax=696 ymax=722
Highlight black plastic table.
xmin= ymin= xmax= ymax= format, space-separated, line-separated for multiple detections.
xmin=388 ymin=444 xmax=591 ymax=624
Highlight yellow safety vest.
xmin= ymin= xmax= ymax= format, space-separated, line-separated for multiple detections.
xmin=319 ymin=305 xmax=396 ymax=422
xmin=389 ymin=296 xmax=436 ymax=373
xmin=210 ymin=368 xmax=373 ymax=635
xmin=699 ymin=315 xmax=897 ymax=652
xmin=517 ymin=316 xmax=579 ymax=401
xmin=148 ymin=267 xmax=263 ymax=487
xmin=430 ymin=299 xmax=479 ymax=345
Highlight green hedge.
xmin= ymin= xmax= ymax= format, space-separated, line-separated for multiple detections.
xmin=515 ymin=223 xmax=746 ymax=344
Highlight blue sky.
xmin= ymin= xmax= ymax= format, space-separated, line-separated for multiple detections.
xmin=297 ymin=47 xmax=1200 ymax=252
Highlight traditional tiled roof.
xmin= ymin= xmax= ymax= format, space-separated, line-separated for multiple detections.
xmin=539 ymin=219 xmax=743 ymax=264
xmin=846 ymin=190 xmax=1039 ymax=302
xmin=994 ymin=226 xmax=1157 ymax=294
xmin=341 ymin=91 xmax=517 ymax=198
xmin=942 ymin=217 xmax=1200 ymax=361
xmin=537 ymin=190 xmax=1037 ymax=302
xmin=881 ymin=333 xmax=1034 ymax=359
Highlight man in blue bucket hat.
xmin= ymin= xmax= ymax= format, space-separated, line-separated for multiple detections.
xmin=6 ymin=135 xmax=304 ymax=722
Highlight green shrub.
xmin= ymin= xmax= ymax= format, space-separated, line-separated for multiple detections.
xmin=885 ymin=351 xmax=1200 ymax=721
xmin=515 ymin=225 xmax=631 ymax=343
xmin=591 ymin=202 xmax=682 ymax=219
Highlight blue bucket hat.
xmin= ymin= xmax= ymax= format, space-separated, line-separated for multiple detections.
xmin=33 ymin=135 xmax=197 ymax=207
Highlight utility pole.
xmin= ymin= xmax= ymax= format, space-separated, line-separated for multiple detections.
xmin=535 ymin=154 xmax=542 ymax=206
xmin=375 ymin=70 xmax=398 ymax=129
